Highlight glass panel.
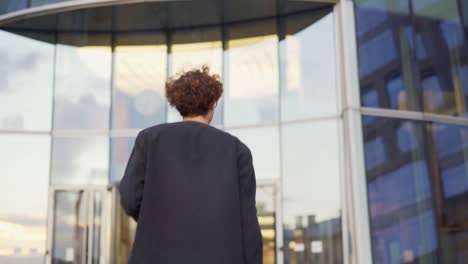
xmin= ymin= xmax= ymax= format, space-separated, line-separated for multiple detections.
xmin=281 ymin=11 xmax=337 ymax=121
xmin=52 ymin=191 xmax=88 ymax=264
xmin=227 ymin=126 xmax=280 ymax=180
xmin=110 ymin=137 xmax=136 ymax=183
xmin=256 ymin=184 xmax=276 ymax=264
xmin=54 ymin=32 xmax=112 ymax=130
xmin=169 ymin=27 xmax=223 ymax=125
xmin=0 ymin=0 xmax=28 ymax=15
xmin=112 ymin=32 xmax=167 ymax=129
xmin=355 ymin=0 xmax=468 ymax=116
xmin=282 ymin=120 xmax=343 ymax=264
xmin=413 ymin=0 xmax=468 ymax=116
xmin=0 ymin=135 xmax=50 ymax=264
xmin=0 ymin=30 xmax=54 ymax=131
xmin=30 ymin=0 xmax=74 ymax=7
xmin=363 ymin=116 xmax=468 ymax=263
xmin=354 ymin=0 xmax=422 ymax=111
xmin=430 ymin=122 xmax=468 ymax=262
xmin=51 ymin=136 xmax=109 ymax=185
xmin=224 ymin=19 xmax=279 ymax=126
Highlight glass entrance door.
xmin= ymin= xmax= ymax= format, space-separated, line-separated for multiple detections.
xmin=47 ymin=187 xmax=109 ymax=264
xmin=257 ymin=179 xmax=281 ymax=264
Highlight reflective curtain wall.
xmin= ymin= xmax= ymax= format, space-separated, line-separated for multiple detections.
xmin=355 ymin=0 xmax=468 ymax=263
xmin=0 ymin=6 xmax=343 ymax=264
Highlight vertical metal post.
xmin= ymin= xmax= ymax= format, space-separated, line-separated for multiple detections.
xmin=335 ymin=0 xmax=373 ymax=263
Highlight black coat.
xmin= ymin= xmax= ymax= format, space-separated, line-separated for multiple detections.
xmin=119 ymin=121 xmax=263 ymax=264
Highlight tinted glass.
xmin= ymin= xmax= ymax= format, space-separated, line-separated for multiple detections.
xmin=0 ymin=0 xmax=28 ymax=15
xmin=51 ymin=136 xmax=109 ymax=185
xmin=110 ymin=137 xmax=136 ymax=183
xmin=30 ymin=0 xmax=74 ymax=7
xmin=355 ymin=0 xmax=468 ymax=116
xmin=282 ymin=120 xmax=343 ymax=264
xmin=281 ymin=11 xmax=337 ymax=121
xmin=363 ymin=115 xmax=468 ymax=263
xmin=224 ymin=19 xmax=279 ymax=126
xmin=0 ymin=134 xmax=50 ymax=264
xmin=112 ymin=32 xmax=167 ymax=129
xmin=54 ymin=32 xmax=112 ymax=130
xmin=355 ymin=0 xmax=421 ymax=112
xmin=413 ymin=0 xmax=468 ymax=115
xmin=169 ymin=28 xmax=223 ymax=125
xmin=0 ymin=30 xmax=54 ymax=131
xmin=227 ymin=126 xmax=280 ymax=180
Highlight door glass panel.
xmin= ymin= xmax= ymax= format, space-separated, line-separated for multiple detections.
xmin=282 ymin=120 xmax=343 ymax=264
xmin=52 ymin=191 xmax=88 ymax=264
xmin=257 ymin=184 xmax=277 ymax=264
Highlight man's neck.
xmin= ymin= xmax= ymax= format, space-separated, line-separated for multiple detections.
xmin=183 ymin=116 xmax=209 ymax=124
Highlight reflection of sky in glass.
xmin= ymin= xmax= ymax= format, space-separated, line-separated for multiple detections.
xmin=282 ymin=120 xmax=341 ymax=226
xmin=440 ymin=21 xmax=464 ymax=49
xmin=365 ymin=137 xmax=385 ymax=169
xmin=368 ymin=161 xmax=432 ymax=217
xmin=372 ymin=209 xmax=437 ymax=263
xmin=282 ymin=13 xmax=337 ymax=120
xmin=355 ymin=4 xmax=388 ymax=36
xmin=227 ymin=126 xmax=280 ymax=180
xmin=51 ymin=137 xmax=109 ymax=185
xmin=432 ymin=123 xmax=462 ymax=157
xmin=110 ymin=137 xmax=136 ymax=183
xmin=0 ymin=30 xmax=54 ymax=131
xmin=0 ymin=135 xmax=50 ymax=261
xmin=113 ymin=39 xmax=167 ymax=129
xmin=358 ymin=30 xmax=397 ymax=77
xmin=169 ymin=40 xmax=223 ymax=124
xmin=224 ymin=34 xmax=279 ymax=126
xmin=362 ymin=89 xmax=379 ymax=107
xmin=54 ymin=38 xmax=111 ymax=130
xmin=397 ymin=122 xmax=417 ymax=152
xmin=386 ymin=76 xmax=405 ymax=109
xmin=441 ymin=164 xmax=468 ymax=198
xmin=422 ymin=75 xmax=445 ymax=110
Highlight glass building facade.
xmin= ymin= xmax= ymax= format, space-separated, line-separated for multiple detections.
xmin=0 ymin=0 xmax=466 ymax=264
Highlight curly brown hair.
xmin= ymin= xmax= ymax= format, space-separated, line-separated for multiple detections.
xmin=165 ymin=66 xmax=223 ymax=117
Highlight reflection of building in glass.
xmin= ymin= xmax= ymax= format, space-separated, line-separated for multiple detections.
xmin=0 ymin=0 xmax=467 ymax=264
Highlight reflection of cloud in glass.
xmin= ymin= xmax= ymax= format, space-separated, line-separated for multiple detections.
xmin=54 ymin=42 xmax=111 ymax=130
xmin=0 ymin=135 xmax=50 ymax=259
xmin=0 ymin=30 xmax=54 ymax=130
xmin=51 ymin=137 xmax=109 ymax=185
xmin=113 ymin=43 xmax=167 ymax=128
xmin=225 ymin=35 xmax=279 ymax=126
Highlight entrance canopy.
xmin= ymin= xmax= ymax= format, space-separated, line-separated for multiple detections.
xmin=0 ymin=0 xmax=334 ymax=44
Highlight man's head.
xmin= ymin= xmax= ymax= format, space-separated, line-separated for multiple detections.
xmin=165 ymin=66 xmax=223 ymax=124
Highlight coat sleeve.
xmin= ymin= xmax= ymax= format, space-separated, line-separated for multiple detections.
xmin=119 ymin=131 xmax=147 ymax=221
xmin=237 ymin=140 xmax=263 ymax=264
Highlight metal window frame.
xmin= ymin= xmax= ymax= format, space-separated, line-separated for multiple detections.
xmin=46 ymin=185 xmax=110 ymax=264
xmin=335 ymin=1 xmax=373 ymax=264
